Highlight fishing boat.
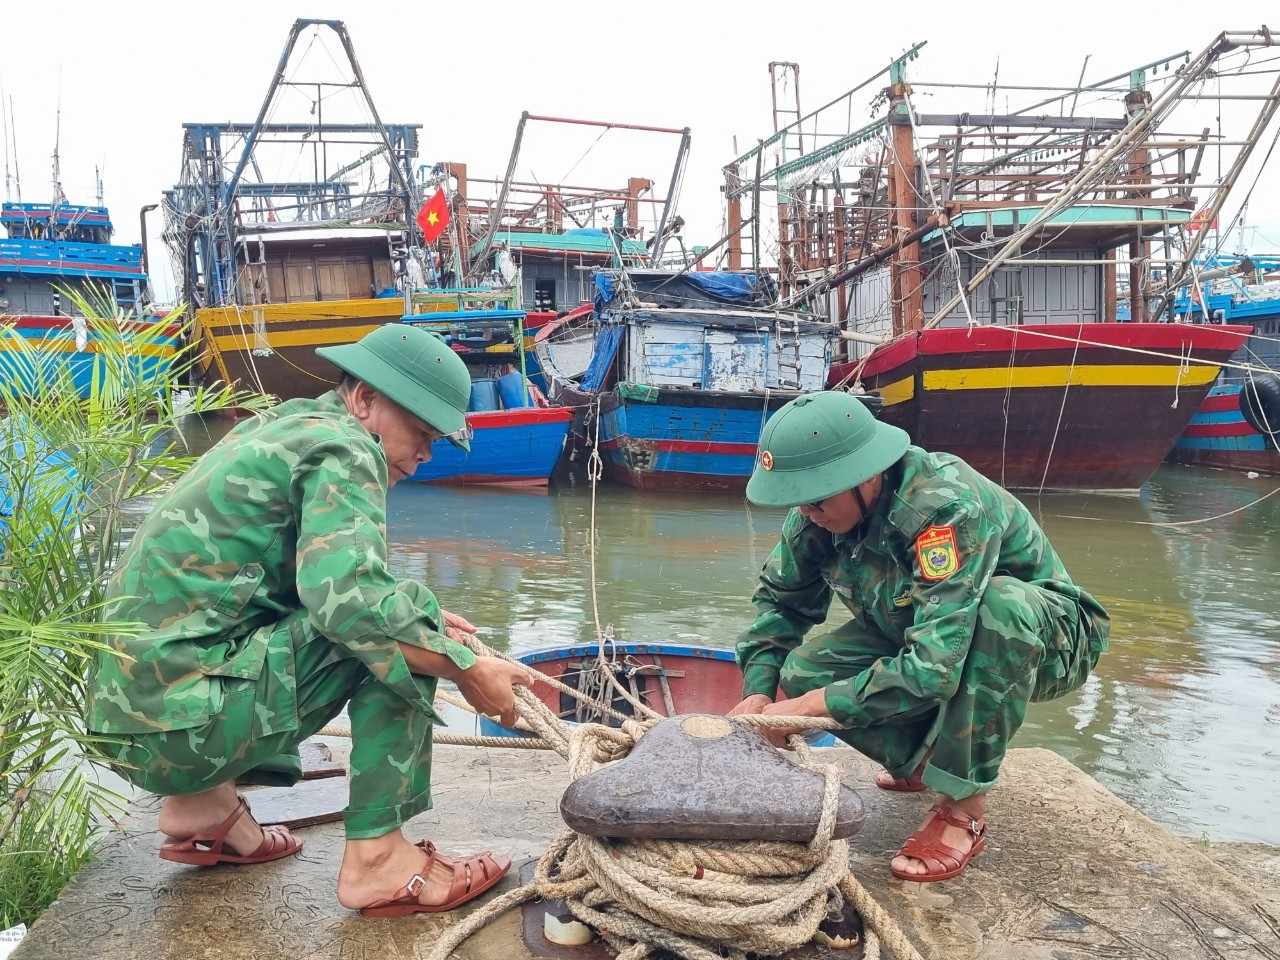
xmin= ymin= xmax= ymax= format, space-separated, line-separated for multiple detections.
xmin=474 ymin=642 xmax=836 ymax=746
xmin=537 ymin=269 xmax=841 ymax=492
xmin=831 ymin=322 xmax=1249 ymax=490
xmin=1163 ymin=256 xmax=1280 ymax=475
xmin=163 ymin=19 xmax=441 ymax=402
xmin=402 ymin=295 xmax=572 ymax=487
xmin=0 ymin=200 xmax=178 ymax=394
xmin=719 ymin=32 xmax=1276 ymax=492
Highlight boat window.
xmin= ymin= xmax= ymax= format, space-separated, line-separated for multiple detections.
xmin=534 ymin=278 xmax=557 ymax=312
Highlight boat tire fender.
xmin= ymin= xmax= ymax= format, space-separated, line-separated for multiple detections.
xmin=1241 ymin=373 xmax=1280 ymax=437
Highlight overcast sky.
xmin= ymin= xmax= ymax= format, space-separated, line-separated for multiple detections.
xmin=2 ymin=0 xmax=1275 ymax=302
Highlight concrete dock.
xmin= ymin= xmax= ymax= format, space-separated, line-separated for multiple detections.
xmin=13 ymin=745 xmax=1280 ymax=960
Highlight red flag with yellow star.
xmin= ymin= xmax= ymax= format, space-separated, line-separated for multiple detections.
xmin=416 ymin=188 xmax=450 ymax=244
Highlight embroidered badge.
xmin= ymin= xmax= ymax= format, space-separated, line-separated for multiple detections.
xmin=759 ymin=450 xmax=774 ymax=471
xmin=892 ymin=591 xmax=913 ymax=607
xmin=915 ymin=525 xmax=960 ymax=581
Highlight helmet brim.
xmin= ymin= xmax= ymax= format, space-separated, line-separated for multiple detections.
xmin=746 ymin=420 xmax=909 ymax=507
xmin=317 ymin=342 xmax=471 ymax=451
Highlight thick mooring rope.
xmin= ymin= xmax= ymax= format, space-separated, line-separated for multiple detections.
xmin=389 ymin=629 xmax=925 ymax=960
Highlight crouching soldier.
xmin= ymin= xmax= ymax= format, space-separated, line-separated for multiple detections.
xmin=88 ymin=325 xmax=530 ymax=916
xmin=730 ymin=391 xmax=1109 ymax=883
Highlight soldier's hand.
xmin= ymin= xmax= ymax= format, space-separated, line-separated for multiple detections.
xmin=758 ymin=689 xmax=832 ymax=749
xmin=728 ymin=694 xmax=774 ymax=716
xmin=457 ymin=656 xmax=533 ymax=728
xmin=441 ymin=609 xmax=478 ymax=645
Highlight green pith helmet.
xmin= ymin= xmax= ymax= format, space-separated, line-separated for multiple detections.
xmin=317 ymin=324 xmax=472 ymax=451
xmin=746 ymin=391 xmax=909 ymax=508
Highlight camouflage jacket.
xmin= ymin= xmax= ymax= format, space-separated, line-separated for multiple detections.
xmin=737 ymin=446 xmax=1109 ymax=724
xmin=86 ymin=390 xmax=475 ymax=734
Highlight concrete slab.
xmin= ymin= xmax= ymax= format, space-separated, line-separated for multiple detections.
xmin=14 ymin=747 xmax=1280 ymax=960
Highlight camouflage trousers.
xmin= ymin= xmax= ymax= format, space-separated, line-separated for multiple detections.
xmin=98 ymin=610 xmax=436 ymax=840
xmin=780 ymin=576 xmax=1103 ymax=800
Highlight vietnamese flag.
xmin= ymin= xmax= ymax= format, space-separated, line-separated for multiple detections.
xmin=416 ymin=188 xmax=450 ymax=244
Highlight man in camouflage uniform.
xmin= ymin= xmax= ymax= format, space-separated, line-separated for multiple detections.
xmin=88 ymin=324 xmax=528 ymax=915
xmin=731 ymin=391 xmax=1109 ymax=882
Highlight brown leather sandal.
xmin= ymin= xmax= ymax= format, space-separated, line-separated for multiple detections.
xmin=360 ymin=841 xmax=512 ymax=917
xmin=890 ymin=803 xmax=987 ymax=883
xmin=159 ymin=796 xmax=302 ymax=867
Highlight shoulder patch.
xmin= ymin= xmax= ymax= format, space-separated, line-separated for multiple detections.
xmin=915 ymin=524 xmax=960 ymax=581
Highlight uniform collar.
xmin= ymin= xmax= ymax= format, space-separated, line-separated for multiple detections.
xmin=316 ymin=389 xmax=348 ymax=413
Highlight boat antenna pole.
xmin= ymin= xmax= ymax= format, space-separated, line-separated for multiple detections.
xmin=1 ymin=83 xmax=10 ymax=202
xmin=10 ymin=95 xmax=21 ymax=202
xmin=52 ymin=78 xmax=63 ymax=212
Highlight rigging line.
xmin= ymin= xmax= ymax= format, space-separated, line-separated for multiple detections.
xmin=584 ymin=394 xmax=659 ymax=721
xmin=1036 ymin=322 xmax=1082 ymax=501
xmin=1000 ymin=325 xmax=1019 ymax=489
xmin=1051 ymin=484 xmax=1280 ymax=528
xmin=559 ymin=126 xmax=611 ymax=186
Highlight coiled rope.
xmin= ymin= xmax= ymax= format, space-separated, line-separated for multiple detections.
xmin=430 ymin=686 xmax=922 ymax=960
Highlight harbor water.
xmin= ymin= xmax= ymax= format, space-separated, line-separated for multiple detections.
xmin=385 ymin=465 xmax=1280 ymax=845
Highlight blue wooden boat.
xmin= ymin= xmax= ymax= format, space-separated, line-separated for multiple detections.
xmin=402 ymin=306 xmax=572 ymax=487
xmin=474 ymin=641 xmax=837 ymax=746
xmin=535 ymin=270 xmax=842 ymax=492
xmin=0 ymin=201 xmax=177 ymax=395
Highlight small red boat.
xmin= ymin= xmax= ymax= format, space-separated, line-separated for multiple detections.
xmin=476 ymin=642 xmax=837 ymax=746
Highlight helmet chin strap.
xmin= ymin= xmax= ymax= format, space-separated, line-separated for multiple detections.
xmin=853 ymin=482 xmax=872 ymax=519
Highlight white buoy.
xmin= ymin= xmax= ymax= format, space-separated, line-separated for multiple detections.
xmin=544 ymin=912 xmax=593 ymax=946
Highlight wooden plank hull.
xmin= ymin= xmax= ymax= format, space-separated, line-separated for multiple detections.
xmin=194 ymin=296 xmax=452 ymax=400
xmin=597 ymin=387 xmax=803 ymax=493
xmin=0 ymin=315 xmax=180 ymax=397
xmin=829 ymin=323 xmax=1252 ymax=492
xmin=1167 ymin=382 xmax=1280 ymax=475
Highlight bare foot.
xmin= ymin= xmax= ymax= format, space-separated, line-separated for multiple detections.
xmin=337 ymin=833 xmax=477 ymax=910
xmin=875 ymin=767 xmax=925 ymax=791
xmin=158 ymin=783 xmax=268 ymax=856
xmin=890 ymin=793 xmax=985 ymax=879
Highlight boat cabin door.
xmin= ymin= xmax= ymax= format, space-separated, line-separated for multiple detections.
xmin=703 ymin=330 xmax=767 ymax=392
xmin=987 ymin=268 xmax=1024 ymax=326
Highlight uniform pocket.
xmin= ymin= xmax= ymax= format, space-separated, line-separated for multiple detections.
xmin=211 ymin=563 xmax=265 ymax=617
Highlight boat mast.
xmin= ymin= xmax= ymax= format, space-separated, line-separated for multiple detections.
xmin=51 ymin=90 xmax=64 ymax=216
xmin=170 ymin=18 xmax=422 ymax=307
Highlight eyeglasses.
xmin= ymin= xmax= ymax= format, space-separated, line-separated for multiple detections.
xmin=442 ymin=423 xmax=474 ymax=449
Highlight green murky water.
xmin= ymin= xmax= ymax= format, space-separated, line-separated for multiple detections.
xmin=385 ymin=466 xmax=1280 ymax=845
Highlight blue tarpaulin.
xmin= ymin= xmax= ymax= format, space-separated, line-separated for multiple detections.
xmin=594 ymin=273 xmax=619 ymax=314
xmin=593 ymin=270 xmax=773 ymax=313
xmin=581 ymin=325 xmax=624 ymax=392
